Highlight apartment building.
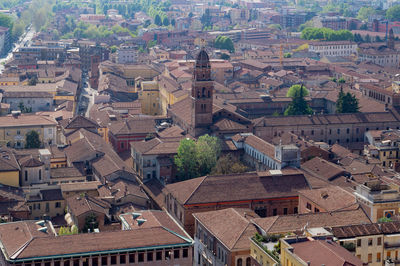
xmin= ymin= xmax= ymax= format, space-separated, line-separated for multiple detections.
xmin=308 ymin=41 xmax=357 ymax=57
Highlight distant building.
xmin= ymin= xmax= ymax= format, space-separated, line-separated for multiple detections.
xmin=116 ymin=45 xmax=138 ymax=64
xmin=354 ymin=180 xmax=400 ymax=222
xmin=308 ymin=41 xmax=358 ymax=57
xmin=313 ymin=16 xmax=347 ymax=30
xmin=0 ymin=26 xmax=10 ymax=56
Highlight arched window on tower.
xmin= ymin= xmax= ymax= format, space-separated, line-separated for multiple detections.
xmin=197 ymin=90 xmax=200 ymax=98
xmin=202 ymin=87 xmax=206 ymax=97
xmin=208 ymin=90 xmax=210 ymax=98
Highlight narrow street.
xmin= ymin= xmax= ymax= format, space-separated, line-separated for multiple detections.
xmin=76 ymin=75 xmax=98 ymax=117
xmin=0 ymin=25 xmax=35 ymax=74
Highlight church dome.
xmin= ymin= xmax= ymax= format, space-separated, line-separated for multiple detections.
xmin=196 ymin=49 xmax=210 ymax=68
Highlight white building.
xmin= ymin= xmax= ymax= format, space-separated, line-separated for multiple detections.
xmin=358 ymin=48 xmax=400 ymax=67
xmin=117 ymin=45 xmax=138 ymax=64
xmin=308 ymin=41 xmax=358 ymax=57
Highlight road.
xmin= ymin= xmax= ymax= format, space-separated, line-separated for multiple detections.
xmin=0 ymin=26 xmax=35 ymax=74
xmin=76 ymin=76 xmax=98 ymax=117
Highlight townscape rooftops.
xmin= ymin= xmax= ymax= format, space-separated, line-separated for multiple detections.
xmin=165 ymin=169 xmax=309 ymax=205
xmin=193 ymin=208 xmax=258 ymax=251
xmin=252 ymin=207 xmax=371 ymax=234
xmin=289 ymin=239 xmax=363 ymax=266
xmin=0 ymin=220 xmax=191 ymax=261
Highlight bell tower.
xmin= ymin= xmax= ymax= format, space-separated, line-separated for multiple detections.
xmin=191 ymin=49 xmax=214 ymax=134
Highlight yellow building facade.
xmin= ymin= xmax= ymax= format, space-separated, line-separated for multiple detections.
xmin=139 ymin=81 xmax=161 ymax=115
xmin=0 ymin=171 xmax=20 ymax=187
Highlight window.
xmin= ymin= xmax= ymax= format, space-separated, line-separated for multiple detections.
xmin=368 ymin=253 xmax=372 ymax=263
xmin=17 ymin=130 xmax=20 ymax=135
xmin=273 ymin=208 xmax=277 ymax=216
xmin=156 ymin=250 xmax=162 ymax=260
xmin=314 ymin=207 xmax=320 ymax=213
xmin=138 ymin=253 xmax=144 ymax=262
xmin=357 ymin=239 xmax=361 ymax=247
xmin=111 ymin=255 xmax=117 ymax=265
xmin=294 ymin=207 xmax=298 ymax=214
xmin=387 ymin=251 xmax=391 ymax=258
xmin=368 ymin=238 xmax=373 ymax=246
xmin=147 ymin=251 xmax=153 ymax=261
xmin=283 ymin=208 xmax=288 ymax=215
xmin=121 ymin=142 xmax=124 ymax=149
xmin=346 ymin=128 xmax=350 ymax=134
xmin=246 ymin=257 xmax=251 ymax=266
xmin=129 ymin=253 xmax=135 ymax=263
xmin=39 ymin=169 xmax=41 ymax=180
xmin=101 ymin=257 xmax=107 ymax=265
xmin=377 ymin=237 xmax=382 ymax=245
xmin=55 ymin=202 xmax=61 ymax=208
xmin=183 ymin=248 xmax=188 ymax=258
xmin=306 ymin=202 xmax=312 ymax=210
xmin=174 ymin=249 xmax=180 ymax=259
xmin=120 ymin=254 xmax=126 ymax=264
xmin=377 ymin=252 xmax=381 ymax=262
xmin=46 ymin=202 xmax=49 ymax=212
xmin=165 ymin=249 xmax=172 ymax=260
xmin=25 ymin=171 xmax=28 ymax=181
xmin=237 ymin=258 xmax=243 ymax=266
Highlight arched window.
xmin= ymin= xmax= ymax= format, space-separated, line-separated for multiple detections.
xmin=202 ymin=87 xmax=206 ymax=97
xmin=237 ymin=258 xmax=242 ymax=266
xmin=246 ymin=257 xmax=251 ymax=266
xmin=208 ymin=90 xmax=211 ymax=98
xmin=197 ymin=91 xmax=200 ymax=98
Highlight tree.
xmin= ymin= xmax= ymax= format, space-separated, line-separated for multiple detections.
xmin=338 ymin=77 xmax=346 ymax=83
xmin=365 ymin=34 xmax=371 ymax=43
xmin=25 ymin=130 xmax=41 ymax=148
xmin=336 ymin=88 xmax=359 ymax=113
xmin=214 ymin=35 xmax=235 ymax=53
xmin=174 ymin=138 xmax=198 ymax=180
xmin=284 ymin=85 xmax=313 ymax=116
xmin=212 ymin=154 xmax=248 ymax=175
xmin=83 ymin=213 xmax=99 ymax=233
xmin=110 ymin=45 xmax=117 ymax=53
xmin=174 ymin=135 xmax=221 ymax=180
xmin=163 ymin=17 xmax=170 ymax=26
xmin=301 ymin=27 xmax=353 ymax=41
xmin=357 ymin=7 xmax=376 ymax=21
xmin=71 ymin=225 xmax=79 ymax=234
xmin=387 ymin=5 xmax=400 ymax=21
xmin=283 ymin=52 xmax=292 ymax=58
xmin=201 ymin=8 xmax=212 ymax=28
xmin=286 ymin=84 xmax=309 ymax=98
xmin=378 ymin=217 xmax=393 ymax=223
xmin=154 ymin=14 xmax=162 ymax=26
xmin=196 ymin=134 xmax=221 ymax=176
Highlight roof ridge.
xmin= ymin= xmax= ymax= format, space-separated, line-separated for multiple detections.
xmin=230 ymin=220 xmax=253 ymax=250
xmin=183 ymin=176 xmax=208 ymax=205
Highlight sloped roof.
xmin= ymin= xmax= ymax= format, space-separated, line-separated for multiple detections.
xmin=165 ymin=169 xmax=309 ymax=205
xmin=193 ymin=208 xmax=258 ymax=251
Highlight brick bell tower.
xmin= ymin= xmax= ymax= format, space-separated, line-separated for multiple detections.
xmin=191 ymin=48 xmax=214 ymax=135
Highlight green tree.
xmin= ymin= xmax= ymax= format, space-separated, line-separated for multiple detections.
xmin=301 ymin=27 xmax=353 ymax=41
xmin=357 ymin=7 xmax=376 ymax=21
xmin=71 ymin=225 xmax=79 ymax=234
xmin=286 ymin=84 xmax=309 ymax=98
xmin=211 ymin=154 xmax=248 ymax=175
xmin=0 ymin=13 xmax=13 ymax=29
xmin=336 ymin=88 xmax=359 ymax=113
xmin=284 ymin=85 xmax=313 ymax=116
xmin=201 ymin=8 xmax=212 ymax=28
xmin=154 ymin=14 xmax=162 ymax=26
xmin=378 ymin=217 xmax=393 ymax=223
xmin=214 ymin=35 xmax=235 ymax=53
xmin=196 ymin=134 xmax=221 ymax=176
xmin=338 ymin=77 xmax=346 ymax=83
xmin=25 ymin=130 xmax=41 ymax=148
xmin=110 ymin=45 xmax=117 ymax=53
xmin=283 ymin=52 xmax=292 ymax=58
xmin=174 ymin=138 xmax=198 ymax=180
xmin=387 ymin=5 xmax=400 ymax=21
xmin=83 ymin=213 xmax=99 ymax=233
xmin=163 ymin=17 xmax=170 ymax=26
